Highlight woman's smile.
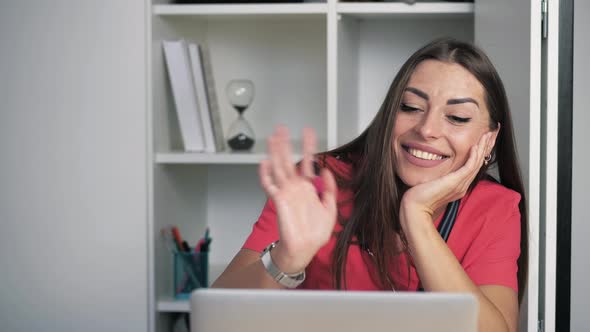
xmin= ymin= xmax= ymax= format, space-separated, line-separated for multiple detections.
xmin=401 ymin=142 xmax=449 ymax=168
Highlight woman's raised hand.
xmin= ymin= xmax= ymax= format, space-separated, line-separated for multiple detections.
xmin=258 ymin=126 xmax=338 ymax=274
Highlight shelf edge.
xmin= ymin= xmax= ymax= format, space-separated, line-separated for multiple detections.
xmin=153 ymin=3 xmax=329 ymax=16
xmin=157 ymin=298 xmax=190 ymax=313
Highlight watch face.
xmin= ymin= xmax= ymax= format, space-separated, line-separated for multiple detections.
xmin=261 ymin=240 xmax=278 ymax=257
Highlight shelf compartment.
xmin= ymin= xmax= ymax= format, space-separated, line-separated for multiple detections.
xmin=335 ymin=13 xmax=473 ymax=145
xmin=152 ymin=16 xmax=327 ymax=154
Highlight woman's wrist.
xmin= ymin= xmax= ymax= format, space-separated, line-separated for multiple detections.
xmin=269 ymin=242 xmax=308 ymax=274
xmin=400 ymin=205 xmax=440 ymax=256
xmin=400 ymin=199 xmax=432 ymax=232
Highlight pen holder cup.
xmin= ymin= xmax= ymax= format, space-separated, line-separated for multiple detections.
xmin=173 ymin=251 xmax=208 ymax=299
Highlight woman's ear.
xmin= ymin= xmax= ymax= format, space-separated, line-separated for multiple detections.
xmin=487 ymin=122 xmax=501 ymax=156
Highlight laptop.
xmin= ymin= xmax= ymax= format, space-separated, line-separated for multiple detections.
xmin=190 ymin=288 xmax=478 ymax=332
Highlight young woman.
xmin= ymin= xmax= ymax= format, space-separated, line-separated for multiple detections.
xmin=212 ymin=38 xmax=528 ymax=332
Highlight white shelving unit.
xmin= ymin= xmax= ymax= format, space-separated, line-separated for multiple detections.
xmin=147 ymin=1 xmax=540 ymax=332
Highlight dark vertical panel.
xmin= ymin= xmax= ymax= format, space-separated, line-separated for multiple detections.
xmin=556 ymin=0 xmax=574 ymax=330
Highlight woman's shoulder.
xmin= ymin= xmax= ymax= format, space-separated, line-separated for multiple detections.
xmin=454 ymin=179 xmax=522 ymax=245
xmin=315 ymin=152 xmax=355 ymax=178
xmin=463 ymin=178 xmax=522 ymax=214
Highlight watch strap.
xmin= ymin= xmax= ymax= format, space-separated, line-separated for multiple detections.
xmin=260 ymin=241 xmax=306 ymax=288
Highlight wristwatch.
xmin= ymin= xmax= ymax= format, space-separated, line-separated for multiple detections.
xmin=260 ymin=240 xmax=306 ymax=288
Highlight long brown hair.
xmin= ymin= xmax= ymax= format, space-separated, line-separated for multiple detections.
xmin=322 ymin=37 xmax=528 ymax=304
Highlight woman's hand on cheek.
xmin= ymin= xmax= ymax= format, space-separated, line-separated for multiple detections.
xmin=258 ymin=126 xmax=338 ymax=274
xmin=400 ymin=132 xmax=493 ymax=232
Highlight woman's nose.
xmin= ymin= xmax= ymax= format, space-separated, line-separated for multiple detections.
xmin=415 ymin=111 xmax=443 ymax=139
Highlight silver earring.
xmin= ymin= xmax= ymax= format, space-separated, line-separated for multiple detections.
xmin=484 ymin=154 xmax=492 ymax=166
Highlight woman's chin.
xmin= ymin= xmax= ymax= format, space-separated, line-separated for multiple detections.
xmin=398 ymin=173 xmax=440 ymax=187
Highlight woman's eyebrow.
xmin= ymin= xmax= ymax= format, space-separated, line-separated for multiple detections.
xmin=405 ymin=87 xmax=429 ymax=100
xmin=447 ymin=98 xmax=480 ymax=108
xmin=405 ymin=86 xmax=479 ymax=108
xmin=405 ymin=87 xmax=480 ymax=108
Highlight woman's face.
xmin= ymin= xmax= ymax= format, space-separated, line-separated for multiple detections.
xmin=393 ymin=60 xmax=498 ymax=187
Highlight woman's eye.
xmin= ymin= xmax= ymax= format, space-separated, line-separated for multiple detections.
xmin=400 ymin=104 xmax=421 ymax=112
xmin=448 ymin=115 xmax=471 ymax=123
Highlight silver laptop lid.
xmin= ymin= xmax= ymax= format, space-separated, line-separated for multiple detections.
xmin=190 ymin=288 xmax=478 ymax=332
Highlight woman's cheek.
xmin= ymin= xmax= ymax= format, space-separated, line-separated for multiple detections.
xmin=449 ymin=133 xmax=479 ymax=168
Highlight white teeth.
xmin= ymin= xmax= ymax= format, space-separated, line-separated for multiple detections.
xmin=408 ymin=148 xmax=444 ymax=161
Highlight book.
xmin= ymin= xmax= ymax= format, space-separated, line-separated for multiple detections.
xmin=162 ymin=40 xmax=205 ymax=152
xmin=199 ymin=45 xmax=226 ymax=152
xmin=188 ymin=42 xmax=216 ymax=153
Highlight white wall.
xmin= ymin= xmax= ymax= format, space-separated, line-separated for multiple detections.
xmin=474 ymin=2 xmax=535 ymax=331
xmin=570 ymin=0 xmax=590 ymax=330
xmin=0 ymin=1 xmax=148 ymax=332
xmin=475 ymin=0 xmax=531 ymax=189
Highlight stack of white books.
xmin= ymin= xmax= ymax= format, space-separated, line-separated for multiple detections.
xmin=162 ymin=40 xmax=225 ymax=153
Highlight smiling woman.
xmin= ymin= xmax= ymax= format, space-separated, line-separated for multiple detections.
xmin=212 ymin=38 xmax=527 ymax=332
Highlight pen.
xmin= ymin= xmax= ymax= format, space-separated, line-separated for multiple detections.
xmin=171 ymin=226 xmax=184 ymax=252
xmin=201 ymin=238 xmax=212 ymax=252
xmin=182 ymin=240 xmax=191 ymax=253
xmin=196 ymin=238 xmax=205 ymax=252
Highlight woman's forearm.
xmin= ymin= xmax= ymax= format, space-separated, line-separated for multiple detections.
xmin=211 ymin=250 xmax=285 ymax=289
xmin=404 ymin=214 xmax=512 ymax=332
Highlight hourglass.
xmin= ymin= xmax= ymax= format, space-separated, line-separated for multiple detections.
xmin=225 ymin=79 xmax=256 ymax=151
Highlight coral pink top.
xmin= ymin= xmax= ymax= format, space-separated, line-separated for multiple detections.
xmin=243 ymin=155 xmax=521 ymax=293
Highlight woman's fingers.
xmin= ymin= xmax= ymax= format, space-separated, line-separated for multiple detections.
xmin=265 ymin=125 xmax=318 ymax=192
xmin=464 ymin=133 xmax=486 ymax=174
xmin=276 ymin=126 xmax=296 ymax=179
xmin=268 ymin=129 xmax=289 ymax=187
xmin=464 ymin=132 xmax=491 ymax=185
xmin=444 ymin=132 xmax=491 ymax=196
xmin=301 ymin=127 xmax=317 ymax=179
xmin=259 ymin=159 xmax=279 ymax=198
xmin=447 ymin=144 xmax=477 ymax=185
xmin=320 ymin=168 xmax=338 ymax=217
xmin=268 ymin=125 xmax=318 ymax=185
xmin=473 ymin=132 xmax=490 ymax=177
